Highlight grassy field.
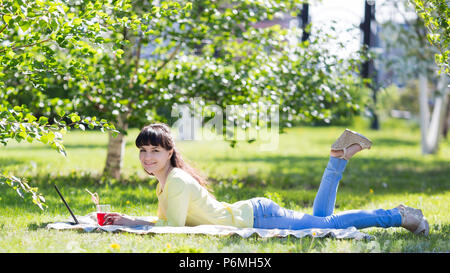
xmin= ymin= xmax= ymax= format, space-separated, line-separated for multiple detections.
xmin=0 ymin=117 xmax=449 ymax=253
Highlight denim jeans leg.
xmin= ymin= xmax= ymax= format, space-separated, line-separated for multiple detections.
xmin=250 ymin=197 xmax=296 ymax=229
xmin=312 ymin=156 xmax=348 ymax=217
xmin=323 ymin=208 xmax=403 ymax=229
xmin=250 ymin=197 xmax=402 ymax=230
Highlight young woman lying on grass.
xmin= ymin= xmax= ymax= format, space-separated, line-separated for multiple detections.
xmin=103 ymin=123 xmax=429 ymax=236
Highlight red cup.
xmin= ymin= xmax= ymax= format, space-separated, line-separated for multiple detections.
xmin=96 ymin=204 xmax=111 ymax=226
xmin=97 ymin=212 xmax=107 ymax=226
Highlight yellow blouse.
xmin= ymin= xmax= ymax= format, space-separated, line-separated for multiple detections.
xmin=154 ymin=167 xmax=254 ymax=228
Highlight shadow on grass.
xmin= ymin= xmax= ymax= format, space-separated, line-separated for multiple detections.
xmin=2 ymin=143 xmax=108 ymax=151
xmin=0 ymin=172 xmax=159 ymax=213
xmin=310 ymin=132 xmax=420 ymax=146
xmin=1 ymin=153 xmax=448 ymax=214
xmin=213 ymin=155 xmax=450 ymax=193
xmin=27 ymin=222 xmax=53 ymax=231
xmin=369 ymin=137 xmax=417 ymax=147
xmin=0 ymin=158 xmax=26 ymax=167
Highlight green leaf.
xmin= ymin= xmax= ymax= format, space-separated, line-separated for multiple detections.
xmin=18 ymin=131 xmax=27 ymax=139
xmin=73 ymin=18 xmax=82 ymax=26
xmin=115 ymin=49 xmax=124 ymax=58
xmin=57 ymin=109 xmax=65 ymax=117
xmin=39 ymin=135 xmax=48 ymax=144
xmin=38 ymin=116 xmax=49 ymax=125
xmin=19 ymin=21 xmax=31 ymax=32
xmin=3 ymin=14 xmax=12 ymax=25
xmin=184 ymin=2 xmax=193 ymax=10
xmin=70 ymin=114 xmax=81 ymax=122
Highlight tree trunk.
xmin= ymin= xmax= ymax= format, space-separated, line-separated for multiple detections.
xmin=442 ymin=98 xmax=450 ymax=138
xmin=418 ymin=73 xmax=449 ymax=154
xmin=361 ymin=1 xmax=379 ymax=130
xmin=103 ymin=113 xmax=129 ymax=179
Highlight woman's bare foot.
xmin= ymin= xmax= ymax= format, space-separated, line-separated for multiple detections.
xmin=330 ymin=143 xmax=363 ymax=160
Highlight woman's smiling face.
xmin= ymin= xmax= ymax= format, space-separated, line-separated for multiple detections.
xmin=139 ymin=144 xmax=172 ymax=174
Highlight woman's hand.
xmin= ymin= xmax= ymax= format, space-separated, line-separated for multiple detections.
xmin=103 ymin=213 xmax=136 ymax=226
xmin=103 ymin=213 xmax=155 ymax=226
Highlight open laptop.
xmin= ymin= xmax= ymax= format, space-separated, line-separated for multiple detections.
xmin=54 ymin=184 xmax=79 ymax=225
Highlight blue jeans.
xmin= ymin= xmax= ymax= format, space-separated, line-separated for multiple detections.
xmin=250 ymin=156 xmax=402 ymax=230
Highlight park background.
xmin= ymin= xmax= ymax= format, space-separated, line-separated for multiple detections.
xmin=0 ymin=0 xmax=449 ymax=252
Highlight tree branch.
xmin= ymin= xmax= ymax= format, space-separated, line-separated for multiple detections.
xmin=80 ymin=75 xmax=106 ymax=112
xmin=0 ymin=24 xmax=7 ymax=35
xmin=140 ymin=42 xmax=182 ymax=96
xmin=153 ymin=42 xmax=182 ymax=77
xmin=393 ymin=2 xmax=429 ymax=62
xmin=129 ymin=33 xmax=142 ymax=89
xmin=0 ymin=38 xmax=52 ymax=54
xmin=127 ymin=33 xmax=143 ymax=108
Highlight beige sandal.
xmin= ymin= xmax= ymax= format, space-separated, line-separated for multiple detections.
xmin=331 ymin=129 xmax=372 ymax=160
xmin=396 ymin=204 xmax=429 ymax=236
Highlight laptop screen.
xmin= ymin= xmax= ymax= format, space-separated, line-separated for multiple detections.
xmin=54 ymin=184 xmax=79 ymax=225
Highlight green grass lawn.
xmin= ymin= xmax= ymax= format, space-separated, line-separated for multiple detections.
xmin=0 ymin=117 xmax=449 ymax=252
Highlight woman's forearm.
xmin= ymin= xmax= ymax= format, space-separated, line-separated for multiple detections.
xmin=131 ymin=218 xmax=155 ymax=226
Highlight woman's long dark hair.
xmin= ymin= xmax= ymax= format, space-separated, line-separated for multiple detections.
xmin=135 ymin=123 xmax=213 ymax=194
